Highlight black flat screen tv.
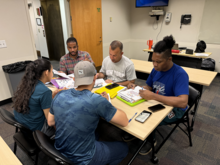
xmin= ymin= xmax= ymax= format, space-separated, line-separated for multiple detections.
xmin=136 ymin=0 xmax=169 ymax=7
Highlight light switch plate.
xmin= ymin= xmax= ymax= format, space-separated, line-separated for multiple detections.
xmin=2 ymin=40 xmax=7 ymax=48
xmin=165 ymin=12 xmax=172 ymax=23
xmin=0 ymin=40 xmax=7 ymax=48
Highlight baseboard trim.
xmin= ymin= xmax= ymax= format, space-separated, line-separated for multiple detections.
xmin=0 ymin=98 xmax=12 ymax=106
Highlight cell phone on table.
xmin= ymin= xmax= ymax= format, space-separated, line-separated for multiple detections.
xmin=135 ymin=110 xmax=152 ymax=123
xmin=105 ymin=83 xmax=119 ymax=90
xmin=148 ymin=104 xmax=165 ymax=112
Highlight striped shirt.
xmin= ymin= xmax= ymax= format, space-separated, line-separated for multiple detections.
xmin=59 ymin=50 xmax=95 ymax=74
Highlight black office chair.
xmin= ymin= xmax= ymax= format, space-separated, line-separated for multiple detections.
xmin=0 ymin=108 xmax=39 ymax=165
xmin=33 ymin=130 xmax=74 ymax=165
xmin=155 ymin=85 xmax=200 ymax=153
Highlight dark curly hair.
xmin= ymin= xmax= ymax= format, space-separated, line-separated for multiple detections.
xmin=154 ymin=35 xmax=175 ymax=59
xmin=13 ymin=59 xmax=52 ymax=114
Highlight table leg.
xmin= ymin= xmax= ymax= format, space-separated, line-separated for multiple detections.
xmin=127 ymin=139 xmax=147 ymax=165
xmin=150 ymin=133 xmax=159 ymax=164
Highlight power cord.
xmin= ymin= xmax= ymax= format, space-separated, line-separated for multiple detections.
xmin=156 ymin=14 xmax=165 ymax=42
xmin=153 ymin=19 xmax=158 ymax=30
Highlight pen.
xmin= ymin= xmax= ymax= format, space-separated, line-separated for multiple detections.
xmin=129 ymin=112 xmax=138 ymax=123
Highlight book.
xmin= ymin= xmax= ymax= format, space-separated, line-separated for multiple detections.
xmin=51 ymin=78 xmax=75 ymax=89
xmin=117 ymin=86 xmax=144 ymax=103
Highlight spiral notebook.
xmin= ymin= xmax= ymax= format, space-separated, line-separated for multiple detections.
xmin=116 ymin=95 xmax=145 ymax=107
xmin=117 ymin=86 xmax=144 ymax=103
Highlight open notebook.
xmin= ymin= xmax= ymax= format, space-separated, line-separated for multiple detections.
xmin=117 ymin=86 xmax=144 ymax=103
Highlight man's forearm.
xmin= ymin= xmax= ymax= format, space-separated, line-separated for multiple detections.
xmin=143 ymin=85 xmax=152 ymax=91
xmin=98 ymin=72 xmax=105 ymax=78
xmin=150 ymin=93 xmax=188 ymax=109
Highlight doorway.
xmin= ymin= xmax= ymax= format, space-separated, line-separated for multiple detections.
xmin=69 ymin=0 xmax=103 ymax=67
xmin=41 ymin=0 xmax=65 ymax=61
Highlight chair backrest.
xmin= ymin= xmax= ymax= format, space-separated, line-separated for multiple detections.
xmin=0 ymin=108 xmax=30 ymax=131
xmin=33 ymin=130 xmax=74 ymax=165
xmin=188 ymin=85 xmax=200 ymax=109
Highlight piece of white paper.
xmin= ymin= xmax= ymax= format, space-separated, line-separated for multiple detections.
xmin=94 ymin=79 xmax=107 ymax=88
xmin=68 ymin=74 xmax=75 ymax=78
xmin=55 ymin=79 xmax=75 ymax=89
xmin=53 ymin=69 xmax=71 ymax=79
xmin=195 ymin=53 xmax=209 ymax=57
xmin=107 ymin=93 xmax=111 ymax=103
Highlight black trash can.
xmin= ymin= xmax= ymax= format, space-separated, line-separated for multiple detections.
xmin=2 ymin=61 xmax=32 ymax=95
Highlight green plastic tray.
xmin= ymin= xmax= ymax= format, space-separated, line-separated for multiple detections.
xmin=116 ymin=95 xmax=145 ymax=107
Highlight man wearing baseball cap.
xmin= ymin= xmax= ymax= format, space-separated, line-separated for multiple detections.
xmin=48 ymin=61 xmax=129 ymax=165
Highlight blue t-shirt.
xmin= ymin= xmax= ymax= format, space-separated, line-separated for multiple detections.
xmin=50 ymin=89 xmax=117 ymax=165
xmin=146 ymin=63 xmax=189 ymax=110
xmin=14 ymin=80 xmax=52 ymax=131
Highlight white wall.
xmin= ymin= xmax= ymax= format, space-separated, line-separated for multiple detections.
xmin=101 ymin=0 xmax=220 ymax=72
xmin=0 ymin=0 xmax=37 ymax=101
xmin=130 ymin=0 xmax=206 ymax=60
xmin=28 ymin=0 xmax=49 ymax=58
xmin=102 ymin=0 xmax=132 ymax=59
xmin=129 ymin=0 xmax=220 ymax=72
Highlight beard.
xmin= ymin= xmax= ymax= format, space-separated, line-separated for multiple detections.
xmin=69 ymin=51 xmax=77 ymax=56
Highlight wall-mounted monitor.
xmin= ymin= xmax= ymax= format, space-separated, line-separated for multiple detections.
xmin=136 ymin=0 xmax=169 ymax=7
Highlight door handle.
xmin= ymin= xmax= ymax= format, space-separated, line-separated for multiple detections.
xmin=99 ymin=40 xmax=102 ymax=42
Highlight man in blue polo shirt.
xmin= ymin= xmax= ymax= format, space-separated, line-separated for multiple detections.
xmin=124 ymin=35 xmax=189 ymax=155
xmin=48 ymin=61 xmax=129 ymax=165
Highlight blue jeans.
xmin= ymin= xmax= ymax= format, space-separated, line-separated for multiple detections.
xmin=88 ymin=140 xmax=128 ymax=165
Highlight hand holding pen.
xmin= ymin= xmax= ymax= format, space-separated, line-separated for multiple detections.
xmin=127 ymin=83 xmax=136 ymax=89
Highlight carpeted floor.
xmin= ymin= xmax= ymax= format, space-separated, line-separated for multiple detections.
xmin=1 ymin=75 xmax=220 ymax=165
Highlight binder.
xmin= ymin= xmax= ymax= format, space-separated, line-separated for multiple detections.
xmin=94 ymin=85 xmax=125 ymax=99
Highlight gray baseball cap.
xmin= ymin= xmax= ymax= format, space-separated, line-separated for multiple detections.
xmin=74 ymin=61 xmax=96 ymax=87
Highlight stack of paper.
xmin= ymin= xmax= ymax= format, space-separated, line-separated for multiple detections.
xmin=195 ymin=53 xmax=209 ymax=57
xmin=94 ymin=79 xmax=107 ymax=88
xmin=53 ymin=69 xmax=72 ymax=79
xmin=118 ymin=86 xmax=143 ymax=103
xmin=55 ymin=79 xmax=75 ymax=89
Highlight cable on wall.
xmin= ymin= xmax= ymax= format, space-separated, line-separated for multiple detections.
xmin=156 ymin=15 xmax=165 ymax=42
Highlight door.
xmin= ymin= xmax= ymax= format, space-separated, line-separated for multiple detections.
xmin=69 ymin=0 xmax=103 ymax=67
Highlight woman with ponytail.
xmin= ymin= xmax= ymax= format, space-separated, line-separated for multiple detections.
xmin=13 ymin=59 xmax=58 ymax=137
xmin=126 ymin=35 xmax=189 ymax=155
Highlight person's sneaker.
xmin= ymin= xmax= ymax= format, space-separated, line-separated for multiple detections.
xmin=122 ymin=133 xmax=136 ymax=142
xmin=139 ymin=140 xmax=157 ymax=155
